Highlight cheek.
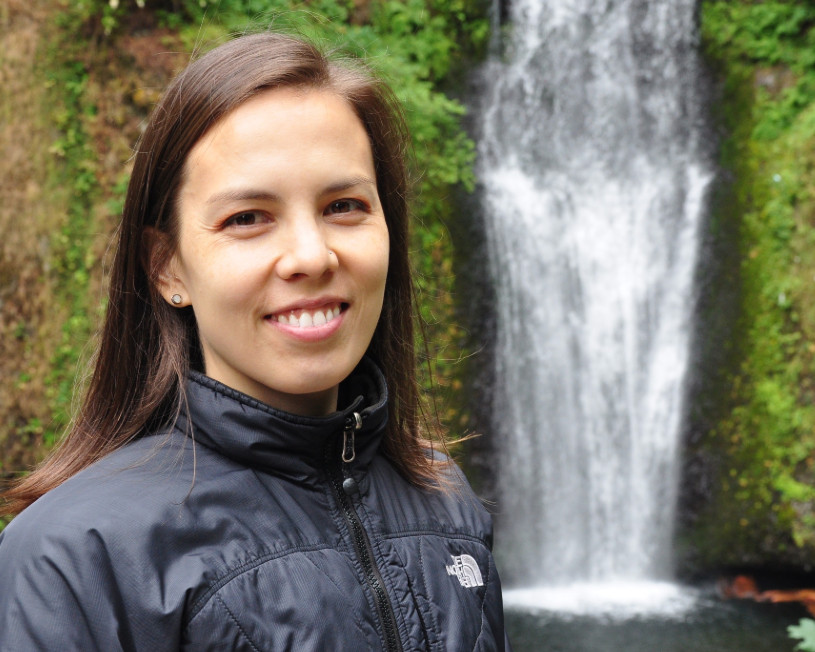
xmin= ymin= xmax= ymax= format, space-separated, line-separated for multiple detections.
xmin=347 ymin=225 xmax=389 ymax=294
xmin=178 ymin=244 xmax=266 ymax=308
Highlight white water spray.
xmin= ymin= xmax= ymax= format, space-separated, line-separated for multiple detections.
xmin=477 ymin=0 xmax=712 ymax=593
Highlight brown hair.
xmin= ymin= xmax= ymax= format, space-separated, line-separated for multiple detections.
xmin=3 ymin=32 xmax=447 ymax=515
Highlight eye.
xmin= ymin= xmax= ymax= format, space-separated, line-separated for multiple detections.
xmin=326 ymin=199 xmax=365 ymax=215
xmin=223 ymin=211 xmax=266 ymax=227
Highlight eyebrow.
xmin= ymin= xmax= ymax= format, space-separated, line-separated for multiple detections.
xmin=204 ymin=176 xmax=377 ymax=206
xmin=321 ymin=176 xmax=377 ymax=195
xmin=205 ymin=189 xmax=281 ymax=206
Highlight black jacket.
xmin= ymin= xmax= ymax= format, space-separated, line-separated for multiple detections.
xmin=0 ymin=360 xmax=509 ymax=651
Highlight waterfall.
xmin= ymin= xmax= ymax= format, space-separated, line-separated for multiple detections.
xmin=476 ymin=0 xmax=712 ymax=589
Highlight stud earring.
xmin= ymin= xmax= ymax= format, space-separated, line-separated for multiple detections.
xmin=171 ymin=294 xmax=182 ymax=305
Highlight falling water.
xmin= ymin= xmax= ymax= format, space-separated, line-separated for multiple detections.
xmin=476 ymin=0 xmax=712 ymax=594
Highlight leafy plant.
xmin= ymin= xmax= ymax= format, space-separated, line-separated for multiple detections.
xmin=692 ymin=0 xmax=815 ymax=563
xmin=42 ymin=53 xmax=100 ymax=441
xmin=790 ymin=618 xmax=815 ymax=651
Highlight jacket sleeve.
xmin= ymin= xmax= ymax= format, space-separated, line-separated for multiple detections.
xmin=0 ymin=514 xmax=130 ymax=651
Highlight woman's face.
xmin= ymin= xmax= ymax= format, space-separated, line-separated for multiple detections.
xmin=165 ymin=87 xmax=389 ymax=416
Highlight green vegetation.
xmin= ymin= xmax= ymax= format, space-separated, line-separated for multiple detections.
xmin=5 ymin=2 xmax=129 ymax=465
xmin=45 ymin=55 xmax=101 ymax=445
xmin=790 ymin=618 xmax=815 ymax=652
xmin=694 ymin=1 xmax=815 ymax=565
xmin=0 ymin=3 xmax=98 ymax=481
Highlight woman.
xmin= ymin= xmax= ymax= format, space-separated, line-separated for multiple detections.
xmin=0 ymin=32 xmax=509 ymax=651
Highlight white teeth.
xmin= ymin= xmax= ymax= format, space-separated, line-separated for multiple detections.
xmin=274 ymin=304 xmax=342 ymax=328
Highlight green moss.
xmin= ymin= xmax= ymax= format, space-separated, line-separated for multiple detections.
xmin=39 ymin=20 xmax=103 ymax=446
xmin=690 ymin=1 xmax=815 ymax=567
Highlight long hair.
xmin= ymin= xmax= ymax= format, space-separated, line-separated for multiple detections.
xmin=3 ymin=32 xmax=446 ymax=516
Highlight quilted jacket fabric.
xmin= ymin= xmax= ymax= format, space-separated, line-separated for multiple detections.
xmin=0 ymin=359 xmax=509 ymax=651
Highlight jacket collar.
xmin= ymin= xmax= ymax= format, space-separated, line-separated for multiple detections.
xmin=174 ymin=357 xmax=389 ymax=484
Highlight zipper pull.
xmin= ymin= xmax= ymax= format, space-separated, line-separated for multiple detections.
xmin=342 ymin=411 xmax=362 ymax=464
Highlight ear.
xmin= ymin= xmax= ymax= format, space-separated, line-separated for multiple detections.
xmin=142 ymin=226 xmax=189 ymax=307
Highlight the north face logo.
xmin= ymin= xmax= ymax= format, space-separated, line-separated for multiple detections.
xmin=446 ymin=554 xmax=484 ymax=588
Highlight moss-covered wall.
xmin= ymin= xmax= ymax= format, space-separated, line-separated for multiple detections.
xmin=680 ymin=1 xmax=815 ymax=573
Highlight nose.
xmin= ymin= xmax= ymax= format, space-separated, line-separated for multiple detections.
xmin=275 ymin=217 xmax=338 ymax=280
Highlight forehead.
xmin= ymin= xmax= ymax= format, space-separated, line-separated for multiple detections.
xmin=187 ymin=87 xmax=371 ymax=166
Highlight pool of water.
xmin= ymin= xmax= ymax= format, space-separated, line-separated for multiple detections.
xmin=504 ymin=582 xmax=809 ymax=651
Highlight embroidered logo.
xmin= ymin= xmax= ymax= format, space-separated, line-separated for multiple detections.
xmin=446 ymin=554 xmax=484 ymax=588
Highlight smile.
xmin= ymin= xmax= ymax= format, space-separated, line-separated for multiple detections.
xmin=270 ymin=303 xmax=344 ymax=329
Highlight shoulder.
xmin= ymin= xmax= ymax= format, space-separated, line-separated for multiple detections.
xmin=369 ymin=451 xmax=495 ymax=546
xmin=432 ymin=455 xmax=495 ymax=537
xmin=17 ymin=433 xmax=194 ymax=523
xmin=0 ymin=432 xmax=229 ymax=648
xmin=0 ymin=435 xmax=179 ymax=556
xmin=0 ymin=428 xmax=239 ymax=569
xmin=423 ymin=447 xmax=490 ymax=509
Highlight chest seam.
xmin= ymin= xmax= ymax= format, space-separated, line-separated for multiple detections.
xmin=183 ymin=541 xmax=333 ymax=629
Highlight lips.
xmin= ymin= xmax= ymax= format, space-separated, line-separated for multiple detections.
xmin=268 ymin=302 xmax=344 ymax=329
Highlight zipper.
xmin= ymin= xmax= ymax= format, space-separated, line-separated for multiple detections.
xmin=326 ymin=412 xmax=403 ymax=652
xmin=342 ymin=411 xmax=361 ymax=463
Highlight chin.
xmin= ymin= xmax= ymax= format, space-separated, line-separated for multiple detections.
xmin=273 ymin=371 xmax=347 ymax=397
